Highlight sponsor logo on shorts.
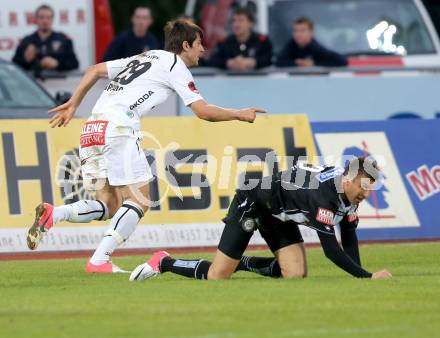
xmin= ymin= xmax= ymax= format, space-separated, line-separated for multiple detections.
xmin=241 ymin=218 xmax=256 ymax=232
xmin=316 ymin=208 xmax=335 ymax=225
xmin=129 ymin=90 xmax=154 ymax=110
xmin=188 ymin=81 xmax=199 ymax=93
xmin=80 ymin=120 xmax=108 ymax=148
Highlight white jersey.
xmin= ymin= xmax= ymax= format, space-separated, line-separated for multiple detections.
xmin=91 ymin=50 xmax=203 ymax=134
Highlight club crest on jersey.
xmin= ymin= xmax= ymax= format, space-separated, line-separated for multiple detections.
xmin=317 ymin=167 xmax=344 ymax=182
xmin=188 ymin=81 xmax=199 ymax=93
xmin=316 ymin=208 xmax=335 ymax=225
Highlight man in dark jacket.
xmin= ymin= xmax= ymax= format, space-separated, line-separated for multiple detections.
xmin=276 ymin=17 xmax=347 ymax=67
xmin=209 ymin=8 xmax=272 ymax=71
xmin=102 ymin=6 xmax=159 ymax=62
xmin=13 ymin=4 xmax=79 ymax=72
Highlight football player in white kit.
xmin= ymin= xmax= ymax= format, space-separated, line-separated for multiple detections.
xmin=26 ymin=19 xmax=266 ymax=273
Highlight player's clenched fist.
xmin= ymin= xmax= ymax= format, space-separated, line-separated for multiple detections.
xmin=372 ymin=269 xmax=392 ymax=279
xmin=236 ymin=107 xmax=266 ymax=123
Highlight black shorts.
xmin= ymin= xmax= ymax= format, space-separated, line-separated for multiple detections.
xmin=217 ymin=193 xmax=304 ymax=260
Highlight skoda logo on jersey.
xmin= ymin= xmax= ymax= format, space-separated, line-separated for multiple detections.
xmin=129 ymin=91 xmax=154 ymax=110
xmin=126 ymin=111 xmax=134 ymax=118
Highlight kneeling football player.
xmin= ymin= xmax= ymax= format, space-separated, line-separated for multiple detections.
xmin=130 ymin=156 xmax=392 ymax=281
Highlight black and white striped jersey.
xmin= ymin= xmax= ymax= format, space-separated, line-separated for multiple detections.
xmin=245 ymin=163 xmax=359 ymax=235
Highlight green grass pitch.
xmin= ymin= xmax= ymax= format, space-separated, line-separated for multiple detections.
xmin=1 ymin=242 xmax=439 ymax=338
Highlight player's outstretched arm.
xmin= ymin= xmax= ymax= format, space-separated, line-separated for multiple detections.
xmin=339 ymin=221 xmax=361 ymax=265
xmin=48 ymin=63 xmax=108 ymax=128
xmin=317 ymin=231 xmax=392 ymax=279
xmin=190 ymin=100 xmax=266 ymax=123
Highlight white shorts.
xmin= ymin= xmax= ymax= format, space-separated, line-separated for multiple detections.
xmin=79 ymin=119 xmax=153 ymax=186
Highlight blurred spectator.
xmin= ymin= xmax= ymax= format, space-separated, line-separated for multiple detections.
xmin=12 ymin=4 xmax=79 ymax=72
xmin=276 ymin=17 xmax=347 ymax=67
xmin=103 ymin=6 xmax=159 ymax=61
xmin=209 ymin=8 xmax=272 ymax=71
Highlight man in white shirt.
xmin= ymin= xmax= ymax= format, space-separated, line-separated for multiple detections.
xmin=26 ymin=19 xmax=266 ymax=273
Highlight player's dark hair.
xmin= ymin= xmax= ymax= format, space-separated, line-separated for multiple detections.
xmin=343 ymin=156 xmax=381 ymax=181
xmin=35 ymin=4 xmax=54 ymax=17
xmin=294 ymin=16 xmax=314 ymax=30
xmin=234 ymin=7 xmax=255 ymax=23
xmin=164 ymin=19 xmax=204 ymax=54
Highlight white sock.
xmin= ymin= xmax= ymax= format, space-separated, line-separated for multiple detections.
xmin=89 ymin=201 xmax=144 ymax=265
xmin=89 ymin=236 xmax=118 ymax=265
xmin=53 ymin=200 xmax=108 ymax=224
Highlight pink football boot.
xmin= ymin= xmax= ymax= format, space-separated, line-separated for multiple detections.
xmin=26 ymin=203 xmax=54 ymax=250
xmin=85 ymin=261 xmax=128 ymax=274
xmin=129 ymin=251 xmax=170 ymax=281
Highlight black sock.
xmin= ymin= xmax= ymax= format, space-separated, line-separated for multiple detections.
xmin=160 ymin=257 xmax=211 ymax=280
xmin=236 ymin=256 xmax=281 ymax=278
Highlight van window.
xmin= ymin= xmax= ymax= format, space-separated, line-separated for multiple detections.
xmin=0 ymin=64 xmax=54 ymax=109
xmin=269 ymin=0 xmax=436 ymax=55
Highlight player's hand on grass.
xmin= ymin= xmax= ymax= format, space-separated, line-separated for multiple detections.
xmin=48 ymin=100 xmax=77 ymax=128
xmin=237 ymin=107 xmax=266 ymax=123
xmin=372 ymin=269 xmax=392 ymax=279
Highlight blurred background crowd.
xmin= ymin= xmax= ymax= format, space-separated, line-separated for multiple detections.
xmin=6 ymin=0 xmax=440 ymax=75
xmin=2 ymin=0 xmax=440 ymax=120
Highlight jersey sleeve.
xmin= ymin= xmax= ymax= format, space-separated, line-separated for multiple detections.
xmin=339 ymin=209 xmax=361 ymax=265
xmin=317 ymin=231 xmax=372 ymax=278
xmin=168 ymin=61 xmax=203 ymax=106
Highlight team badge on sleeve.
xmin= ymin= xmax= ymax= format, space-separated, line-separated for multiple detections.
xmin=316 ymin=208 xmax=335 ymax=225
xmin=188 ymin=81 xmax=199 ymax=93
